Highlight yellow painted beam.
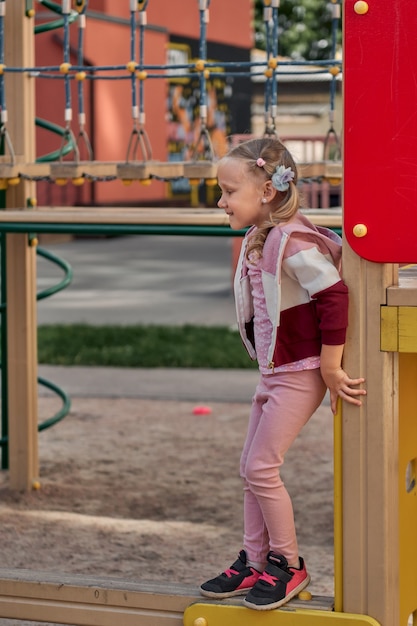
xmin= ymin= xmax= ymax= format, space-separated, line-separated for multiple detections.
xmin=398 ymin=353 xmax=417 ymax=625
xmin=381 ymin=306 xmax=417 ymax=353
xmin=184 ymin=603 xmax=381 ymax=626
xmin=398 ymin=307 xmax=417 ymax=353
xmin=380 ymin=306 xmax=399 ymax=352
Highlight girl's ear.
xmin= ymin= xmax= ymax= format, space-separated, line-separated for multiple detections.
xmin=263 ymin=180 xmax=278 ymax=202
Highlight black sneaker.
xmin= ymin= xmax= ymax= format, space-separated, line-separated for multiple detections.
xmin=243 ymin=551 xmax=310 ymax=610
xmin=199 ymin=550 xmax=261 ymax=598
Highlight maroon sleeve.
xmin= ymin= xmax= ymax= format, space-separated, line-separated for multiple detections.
xmin=313 ymin=280 xmax=349 ymax=345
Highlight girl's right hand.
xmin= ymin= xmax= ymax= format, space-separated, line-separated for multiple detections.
xmin=321 ymin=366 xmax=366 ymax=414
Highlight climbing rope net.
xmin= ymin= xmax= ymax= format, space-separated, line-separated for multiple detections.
xmin=0 ymin=0 xmax=342 ymax=187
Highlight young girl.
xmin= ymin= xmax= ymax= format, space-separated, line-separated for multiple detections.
xmin=199 ymin=137 xmax=366 ymax=611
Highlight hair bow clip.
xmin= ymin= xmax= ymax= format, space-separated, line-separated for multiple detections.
xmin=271 ymin=165 xmax=295 ymax=191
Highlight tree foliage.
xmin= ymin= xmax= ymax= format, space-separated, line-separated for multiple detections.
xmin=254 ymin=0 xmax=342 ymax=61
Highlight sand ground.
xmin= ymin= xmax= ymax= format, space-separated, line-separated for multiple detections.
xmin=0 ymin=392 xmax=334 ymax=625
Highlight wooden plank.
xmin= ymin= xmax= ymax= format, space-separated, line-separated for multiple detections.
xmin=302 ymin=208 xmax=342 ymax=228
xmin=0 ymin=571 xmax=196 ymax=626
xmin=5 ymin=234 xmax=39 ymax=491
xmin=387 ymin=266 xmax=417 ymax=306
xmin=50 ymin=161 xmax=118 ymax=179
xmin=0 ymin=207 xmax=343 ymax=228
xmin=117 ymin=161 xmax=185 ymax=180
xmin=387 ymin=285 xmax=417 ymax=307
xmin=298 ymin=161 xmax=342 ymax=180
xmin=5 ymin=0 xmax=39 ymax=491
xmin=0 ymin=569 xmax=334 ymax=626
xmin=0 ymin=207 xmax=231 ymax=225
xmin=183 ymin=161 xmax=218 ymax=179
xmin=0 ymin=157 xmax=50 ymax=179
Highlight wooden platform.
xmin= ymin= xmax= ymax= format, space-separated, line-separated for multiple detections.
xmin=0 ymin=568 xmax=334 ymax=626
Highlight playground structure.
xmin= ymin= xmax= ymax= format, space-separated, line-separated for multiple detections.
xmin=0 ymin=0 xmax=344 ymax=481
xmin=0 ymin=1 xmax=417 ymax=625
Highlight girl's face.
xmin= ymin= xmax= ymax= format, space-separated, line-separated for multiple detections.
xmin=217 ymin=158 xmax=271 ymax=230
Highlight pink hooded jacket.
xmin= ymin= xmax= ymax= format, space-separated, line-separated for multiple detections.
xmin=233 ymin=212 xmax=348 ymax=371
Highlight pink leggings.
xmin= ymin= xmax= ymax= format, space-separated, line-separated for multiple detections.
xmin=240 ymin=368 xmax=326 ymax=566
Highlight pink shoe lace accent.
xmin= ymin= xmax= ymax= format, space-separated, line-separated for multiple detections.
xmin=224 ymin=568 xmax=240 ymax=578
xmin=259 ymin=571 xmax=278 ymax=585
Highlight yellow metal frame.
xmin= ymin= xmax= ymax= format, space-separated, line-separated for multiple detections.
xmin=334 ymin=399 xmax=343 ymax=613
xmin=398 ymin=353 xmax=417 ymax=625
xmin=381 ymin=297 xmax=417 ymax=624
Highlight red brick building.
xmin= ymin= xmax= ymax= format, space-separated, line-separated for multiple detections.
xmin=34 ymin=0 xmax=253 ymax=207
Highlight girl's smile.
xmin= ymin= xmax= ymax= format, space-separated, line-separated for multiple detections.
xmin=217 ymin=158 xmax=271 ymax=230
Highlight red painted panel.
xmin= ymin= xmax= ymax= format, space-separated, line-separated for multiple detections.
xmin=344 ymin=0 xmax=417 ymax=262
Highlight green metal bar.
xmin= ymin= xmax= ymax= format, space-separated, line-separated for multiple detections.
xmin=0 ymin=242 xmax=73 ymax=311
xmin=36 ymin=117 xmax=76 ymax=162
xmin=36 ymin=246 xmax=73 ymax=301
xmin=35 ymin=1 xmax=79 ymax=35
xmin=37 ymin=376 xmax=71 ymax=432
xmin=0 ymin=223 xmax=343 ymax=237
xmin=0 ymin=245 xmax=73 ymax=457
xmin=0 ymin=375 xmax=71 ymax=447
xmin=0 ymin=223 xmax=247 ymax=236
xmin=38 ymin=0 xmax=64 ymax=13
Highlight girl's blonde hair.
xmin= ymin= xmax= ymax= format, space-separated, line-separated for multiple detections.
xmin=225 ymin=137 xmax=300 ymax=259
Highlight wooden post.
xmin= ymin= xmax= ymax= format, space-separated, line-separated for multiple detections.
xmin=4 ymin=2 xmax=38 ymax=490
xmin=340 ymin=0 xmax=417 ymax=621
xmin=341 ymin=247 xmax=399 ymax=624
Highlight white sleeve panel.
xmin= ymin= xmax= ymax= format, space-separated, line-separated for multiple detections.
xmin=282 ymin=246 xmax=341 ymax=298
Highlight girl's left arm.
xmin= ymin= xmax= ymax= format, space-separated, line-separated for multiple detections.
xmin=320 ymin=343 xmax=366 ymax=414
xmin=282 ymin=234 xmax=366 ymax=413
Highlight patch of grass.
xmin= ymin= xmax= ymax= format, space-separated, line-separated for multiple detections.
xmin=37 ymin=324 xmax=258 ymax=369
